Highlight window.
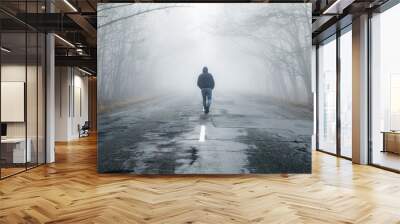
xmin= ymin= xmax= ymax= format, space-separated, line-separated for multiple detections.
xmin=318 ymin=36 xmax=337 ymax=154
xmin=339 ymin=28 xmax=352 ymax=158
xmin=370 ymin=3 xmax=400 ymax=171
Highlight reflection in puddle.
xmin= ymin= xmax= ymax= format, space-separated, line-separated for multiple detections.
xmin=189 ymin=146 xmax=198 ymax=165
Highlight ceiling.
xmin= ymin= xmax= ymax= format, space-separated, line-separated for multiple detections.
xmin=0 ymin=0 xmax=392 ymax=75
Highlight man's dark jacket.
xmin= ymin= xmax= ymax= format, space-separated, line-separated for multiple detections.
xmin=197 ymin=73 xmax=215 ymax=89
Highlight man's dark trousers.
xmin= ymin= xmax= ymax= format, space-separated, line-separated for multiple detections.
xmin=201 ymin=88 xmax=212 ymax=112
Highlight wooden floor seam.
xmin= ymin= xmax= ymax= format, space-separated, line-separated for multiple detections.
xmin=0 ymin=135 xmax=400 ymax=224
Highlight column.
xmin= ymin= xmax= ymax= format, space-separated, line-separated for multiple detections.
xmin=352 ymin=14 xmax=369 ymax=164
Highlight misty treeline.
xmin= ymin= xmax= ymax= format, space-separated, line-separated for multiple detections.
xmin=98 ymin=4 xmax=185 ymax=111
xmin=216 ymin=4 xmax=312 ymax=105
xmin=98 ymin=3 xmax=312 ymax=111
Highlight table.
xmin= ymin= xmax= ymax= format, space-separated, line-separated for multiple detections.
xmin=382 ymin=131 xmax=400 ymax=154
xmin=1 ymin=138 xmax=31 ymax=163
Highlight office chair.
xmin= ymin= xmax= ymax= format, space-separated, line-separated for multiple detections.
xmin=79 ymin=121 xmax=90 ymax=138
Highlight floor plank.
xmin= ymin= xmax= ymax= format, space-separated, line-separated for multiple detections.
xmin=1 ymin=135 xmax=400 ymax=223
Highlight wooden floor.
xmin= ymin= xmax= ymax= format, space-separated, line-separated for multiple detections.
xmin=1 ymin=135 xmax=400 ymax=224
xmin=1 ymin=167 xmax=26 ymax=178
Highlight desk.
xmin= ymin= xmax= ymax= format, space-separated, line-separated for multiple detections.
xmin=382 ymin=131 xmax=400 ymax=154
xmin=1 ymin=138 xmax=31 ymax=163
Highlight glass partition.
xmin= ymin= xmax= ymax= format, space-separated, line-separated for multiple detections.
xmin=1 ymin=31 xmax=28 ymax=177
xmin=318 ymin=36 xmax=337 ymax=154
xmin=0 ymin=2 xmax=46 ymax=179
xmin=27 ymin=31 xmax=38 ymax=169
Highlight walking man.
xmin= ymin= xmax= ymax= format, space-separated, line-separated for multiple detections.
xmin=197 ymin=66 xmax=215 ymax=114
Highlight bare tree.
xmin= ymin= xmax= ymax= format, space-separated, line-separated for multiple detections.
xmin=215 ymin=4 xmax=312 ymax=105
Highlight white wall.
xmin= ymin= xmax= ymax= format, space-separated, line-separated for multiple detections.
xmin=1 ymin=63 xmax=47 ymax=163
xmin=55 ymin=67 xmax=70 ymax=141
xmin=55 ymin=67 xmax=89 ymax=141
xmin=1 ymin=65 xmax=26 ymax=139
xmin=71 ymin=73 xmax=89 ymax=138
xmin=1 ymin=64 xmax=39 ymax=137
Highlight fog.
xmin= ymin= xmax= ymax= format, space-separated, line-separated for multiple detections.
xmin=97 ymin=3 xmax=313 ymax=174
xmin=98 ymin=3 xmax=312 ymax=111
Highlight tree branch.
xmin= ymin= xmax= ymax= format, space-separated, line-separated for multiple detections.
xmin=98 ymin=5 xmax=188 ymax=29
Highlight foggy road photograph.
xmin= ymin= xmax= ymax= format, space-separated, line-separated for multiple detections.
xmin=97 ymin=3 xmax=313 ymax=174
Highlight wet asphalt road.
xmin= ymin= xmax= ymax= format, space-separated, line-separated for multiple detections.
xmin=98 ymin=92 xmax=313 ymax=174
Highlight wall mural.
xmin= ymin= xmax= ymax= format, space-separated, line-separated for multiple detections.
xmin=98 ymin=3 xmax=313 ymax=174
